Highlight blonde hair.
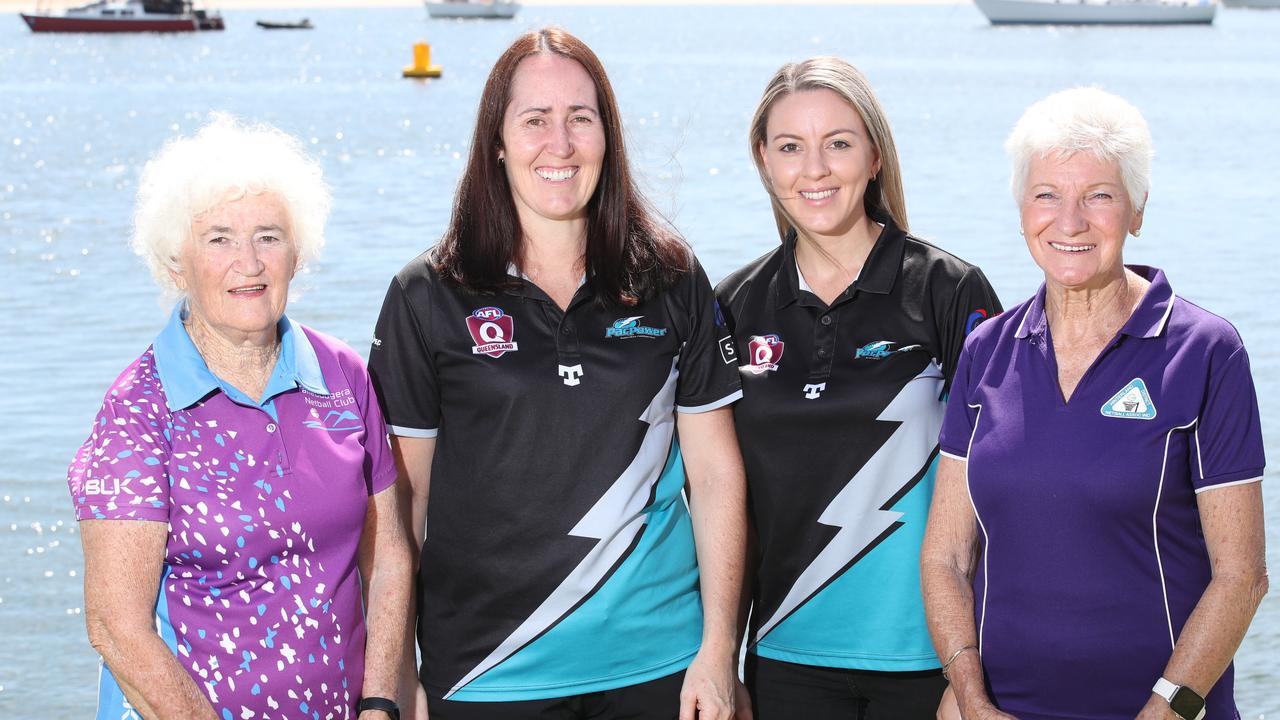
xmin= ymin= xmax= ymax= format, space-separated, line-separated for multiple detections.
xmin=748 ymin=56 xmax=908 ymax=241
xmin=131 ymin=113 xmax=330 ymax=293
xmin=1005 ymin=87 xmax=1152 ymax=210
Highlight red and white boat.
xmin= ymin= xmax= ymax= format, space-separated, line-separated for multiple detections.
xmin=21 ymin=0 xmax=224 ymax=33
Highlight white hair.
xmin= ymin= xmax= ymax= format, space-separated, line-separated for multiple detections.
xmin=1005 ymin=87 xmax=1152 ymax=210
xmin=131 ymin=113 xmax=330 ymax=293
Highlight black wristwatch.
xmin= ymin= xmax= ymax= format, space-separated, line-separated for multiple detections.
xmin=357 ymin=697 xmax=401 ymax=720
xmin=1152 ymin=678 xmax=1206 ymax=720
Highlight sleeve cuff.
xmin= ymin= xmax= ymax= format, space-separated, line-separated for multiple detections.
xmin=388 ymin=424 xmax=438 ymax=438
xmin=939 ymin=449 xmax=969 ymax=462
xmin=1195 ymin=475 xmax=1262 ymax=494
xmin=677 ymin=389 xmax=743 ymax=414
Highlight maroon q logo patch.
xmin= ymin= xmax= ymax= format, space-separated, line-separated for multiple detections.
xmin=746 ymin=334 xmax=784 ymax=374
xmin=467 ymin=306 xmax=519 ymax=358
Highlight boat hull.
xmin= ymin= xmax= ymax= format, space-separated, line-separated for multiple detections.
xmin=1221 ymin=0 xmax=1280 ymax=7
xmin=425 ymin=2 xmax=519 ymax=18
xmin=974 ymin=0 xmax=1217 ymax=24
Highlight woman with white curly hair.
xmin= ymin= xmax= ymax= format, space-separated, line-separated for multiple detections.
xmin=68 ymin=114 xmax=412 ymax=720
xmin=922 ymin=87 xmax=1267 ymax=720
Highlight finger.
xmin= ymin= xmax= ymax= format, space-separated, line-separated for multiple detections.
xmin=678 ymin=691 xmax=697 ymax=720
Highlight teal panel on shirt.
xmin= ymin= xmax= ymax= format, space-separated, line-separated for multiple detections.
xmin=755 ymin=459 xmax=941 ymax=671
xmin=452 ymin=443 xmax=703 ymax=701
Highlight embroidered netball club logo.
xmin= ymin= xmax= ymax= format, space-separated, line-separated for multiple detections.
xmin=467 ymin=306 xmax=518 ymax=358
xmin=1101 ymin=378 xmax=1157 ymax=420
xmin=746 ymin=334 xmax=784 ymax=374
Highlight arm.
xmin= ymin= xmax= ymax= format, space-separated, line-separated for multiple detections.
xmin=358 ymin=478 xmax=415 ymax=719
xmin=1136 ymin=482 xmax=1268 ymax=719
xmin=391 ymin=435 xmax=436 ymax=720
xmin=920 ymin=456 xmax=1014 ymax=720
xmin=81 ymin=520 xmax=219 ymax=720
xmin=676 ymin=407 xmax=748 ymax=720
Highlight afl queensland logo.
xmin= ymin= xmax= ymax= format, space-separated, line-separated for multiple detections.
xmin=746 ymin=334 xmax=784 ymax=374
xmin=467 ymin=306 xmax=519 ymax=358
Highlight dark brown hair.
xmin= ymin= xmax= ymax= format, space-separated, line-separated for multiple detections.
xmin=434 ymin=27 xmax=689 ymax=306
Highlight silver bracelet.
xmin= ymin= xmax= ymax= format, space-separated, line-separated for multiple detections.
xmin=941 ymin=644 xmax=978 ymax=680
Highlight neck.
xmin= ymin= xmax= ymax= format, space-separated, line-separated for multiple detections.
xmin=184 ymin=312 xmax=281 ymax=395
xmin=518 ymin=218 xmax=589 ymax=278
xmin=794 ymin=213 xmax=882 ymax=287
xmin=1044 ymin=266 xmax=1149 ymax=341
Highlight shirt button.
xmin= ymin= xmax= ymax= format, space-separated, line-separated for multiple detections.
xmin=820 ymin=315 xmax=833 ymax=326
xmin=817 ymin=348 xmax=830 ymax=359
xmin=266 ymin=423 xmax=277 ymax=433
xmin=561 ymin=326 xmax=572 ymax=335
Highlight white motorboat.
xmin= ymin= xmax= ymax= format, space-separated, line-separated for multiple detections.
xmin=425 ymin=0 xmax=519 ymax=19
xmin=1221 ymin=0 xmax=1280 ymax=7
xmin=974 ymin=0 xmax=1217 ymax=24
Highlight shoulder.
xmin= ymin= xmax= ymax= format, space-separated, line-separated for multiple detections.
xmin=101 ymin=346 xmax=167 ymax=409
xmin=901 ymin=234 xmax=988 ymax=286
xmin=964 ymin=294 xmax=1033 ymax=355
xmin=714 ymin=245 xmax=784 ymax=305
xmin=391 ymin=249 xmax=446 ymax=293
xmin=1164 ymin=295 xmax=1248 ymax=357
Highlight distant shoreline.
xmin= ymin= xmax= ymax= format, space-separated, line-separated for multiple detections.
xmin=2 ymin=0 xmax=964 ymax=13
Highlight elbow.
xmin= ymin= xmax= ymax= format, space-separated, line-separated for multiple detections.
xmin=1250 ymin=565 xmax=1269 ymax=609
xmin=85 ymin=610 xmax=118 ymax=659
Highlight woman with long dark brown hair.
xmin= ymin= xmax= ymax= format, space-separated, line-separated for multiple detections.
xmin=369 ymin=28 xmax=747 ymax=720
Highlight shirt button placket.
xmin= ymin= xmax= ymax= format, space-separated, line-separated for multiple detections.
xmin=812 ymin=309 xmax=837 ymax=378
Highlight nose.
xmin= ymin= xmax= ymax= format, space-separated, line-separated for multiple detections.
xmin=234 ymin=238 xmax=266 ymax=276
xmin=801 ymin=148 xmax=829 ymax=180
xmin=547 ymin=120 xmax=573 ymax=158
xmin=1055 ymin=198 xmax=1089 ymax=236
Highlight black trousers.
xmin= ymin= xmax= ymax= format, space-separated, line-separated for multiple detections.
xmin=746 ymin=654 xmax=947 ymax=720
xmin=427 ymin=670 xmax=685 ymax=720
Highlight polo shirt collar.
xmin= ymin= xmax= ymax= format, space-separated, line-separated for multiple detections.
xmin=773 ymin=218 xmax=907 ymax=309
xmin=152 ymin=302 xmax=328 ymax=412
xmin=1014 ymin=265 xmax=1175 ymax=340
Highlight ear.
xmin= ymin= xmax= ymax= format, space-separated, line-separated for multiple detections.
xmin=757 ymin=142 xmax=773 ymax=184
xmin=168 ymin=262 xmax=186 ymax=291
xmin=1130 ymin=191 xmax=1148 ymax=235
xmin=872 ymin=146 xmax=882 ymax=179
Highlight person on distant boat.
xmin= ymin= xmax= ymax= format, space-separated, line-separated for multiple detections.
xmin=922 ymin=87 xmax=1268 ymax=720
xmin=67 ymin=114 xmax=412 ymax=720
xmin=714 ymin=56 xmax=1001 ymax=720
xmin=368 ymin=27 xmax=746 ymax=720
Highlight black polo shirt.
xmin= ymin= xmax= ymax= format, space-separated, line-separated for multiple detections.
xmin=715 ymin=221 xmax=1000 ymax=671
xmin=368 ymin=253 xmax=741 ymax=701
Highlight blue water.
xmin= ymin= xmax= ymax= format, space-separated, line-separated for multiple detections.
xmin=1 ymin=2 xmax=1277 ymax=714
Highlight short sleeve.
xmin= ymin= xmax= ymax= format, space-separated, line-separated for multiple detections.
xmin=674 ymin=259 xmax=743 ymax=413
xmin=350 ymin=358 xmax=398 ymax=496
xmin=67 ymin=395 xmax=171 ymax=522
xmin=938 ymin=341 xmax=979 ymax=461
xmin=939 ymin=267 xmax=1002 ymax=392
xmin=1192 ymin=345 xmax=1265 ymax=492
xmin=368 ymin=275 xmax=440 ymax=438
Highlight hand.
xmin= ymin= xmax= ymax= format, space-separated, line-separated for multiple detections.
xmin=952 ymin=688 xmax=1018 ymax=720
xmin=1135 ymin=694 xmax=1179 ymax=720
xmin=678 ymin=649 xmax=735 ymax=720
xmin=937 ymin=684 xmax=962 ymax=720
xmin=733 ymin=679 xmax=754 ymax=720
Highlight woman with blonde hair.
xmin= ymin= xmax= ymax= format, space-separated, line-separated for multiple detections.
xmin=716 ymin=57 xmax=1000 ymax=718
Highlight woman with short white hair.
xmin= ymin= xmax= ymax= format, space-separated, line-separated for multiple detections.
xmin=922 ymin=87 xmax=1267 ymax=720
xmin=68 ymin=114 xmax=412 ymax=720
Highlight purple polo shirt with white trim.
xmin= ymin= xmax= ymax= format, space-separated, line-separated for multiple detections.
xmin=939 ymin=266 xmax=1264 ymax=720
xmin=68 ymin=304 xmax=397 ymax=720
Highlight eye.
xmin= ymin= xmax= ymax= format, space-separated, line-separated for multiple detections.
xmin=1033 ymin=192 xmax=1057 ymax=201
xmin=1087 ymin=192 xmax=1114 ymax=202
xmin=778 ymin=142 xmax=800 ymax=153
xmin=525 ymin=116 xmax=546 ymax=128
xmin=257 ymin=234 xmax=282 ymax=244
xmin=208 ymin=235 xmax=230 ymax=245
xmin=829 ymin=139 xmax=851 ymax=150
xmin=570 ymin=114 xmax=594 ymax=125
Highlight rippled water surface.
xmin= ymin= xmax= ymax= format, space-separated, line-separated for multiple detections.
xmin=1 ymin=2 xmax=1278 ymax=714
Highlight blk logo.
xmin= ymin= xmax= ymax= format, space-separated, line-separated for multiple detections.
xmin=803 ymin=383 xmax=826 ymax=400
xmin=83 ymin=478 xmax=122 ymax=495
xmin=559 ymin=364 xmax=584 ymax=387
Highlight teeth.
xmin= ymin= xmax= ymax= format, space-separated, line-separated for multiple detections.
xmin=1050 ymin=242 xmax=1094 ymax=253
xmin=230 ymin=285 xmax=265 ymax=293
xmin=536 ymin=168 xmax=576 ymax=181
xmin=800 ymin=189 xmax=836 ymax=200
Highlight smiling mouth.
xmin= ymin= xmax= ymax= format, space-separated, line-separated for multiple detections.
xmin=229 ymin=284 xmax=267 ymax=294
xmin=536 ymin=167 xmax=578 ymax=181
xmin=1049 ymin=242 xmax=1095 ymax=253
xmin=799 ymin=189 xmax=836 ymax=201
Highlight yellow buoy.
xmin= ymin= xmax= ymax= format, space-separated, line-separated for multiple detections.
xmin=403 ymin=42 xmax=443 ymax=79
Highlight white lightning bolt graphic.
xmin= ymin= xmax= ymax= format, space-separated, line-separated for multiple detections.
xmin=446 ymin=359 xmax=680 ymax=697
xmin=754 ymin=362 xmax=946 ymax=642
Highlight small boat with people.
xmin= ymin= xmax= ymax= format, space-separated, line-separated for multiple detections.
xmin=21 ymin=0 xmax=224 ymax=32
xmin=255 ymin=18 xmax=314 ymax=29
xmin=973 ymin=0 xmax=1217 ymax=24
xmin=425 ymin=0 xmax=519 ymax=19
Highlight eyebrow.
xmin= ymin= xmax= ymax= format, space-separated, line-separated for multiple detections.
xmin=516 ymin=104 xmax=600 ymax=116
xmin=770 ymin=128 xmax=860 ymax=142
xmin=200 ymin=225 xmax=286 ymax=234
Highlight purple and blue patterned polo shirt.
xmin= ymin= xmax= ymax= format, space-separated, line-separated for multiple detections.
xmin=939 ymin=266 xmax=1264 ymax=720
xmin=68 ymin=305 xmax=397 ymax=720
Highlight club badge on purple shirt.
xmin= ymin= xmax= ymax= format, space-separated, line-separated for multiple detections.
xmin=1101 ymin=377 xmax=1157 ymax=420
xmin=746 ymin=334 xmax=785 ymax=374
xmin=468 ymin=306 xmax=519 ymax=358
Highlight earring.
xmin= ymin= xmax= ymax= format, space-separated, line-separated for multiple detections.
xmin=1018 ymin=228 xmax=1025 ymax=236
xmin=1132 ymin=228 xmax=1141 ymax=237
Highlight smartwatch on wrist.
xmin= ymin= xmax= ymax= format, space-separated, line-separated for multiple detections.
xmin=357 ymin=696 xmax=401 ymax=720
xmin=1152 ymin=678 xmax=1206 ymax=720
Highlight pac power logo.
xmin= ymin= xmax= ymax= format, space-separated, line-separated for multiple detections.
xmin=605 ymin=316 xmax=668 ymax=339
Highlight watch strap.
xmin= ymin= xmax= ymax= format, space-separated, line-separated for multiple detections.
xmin=357 ymin=697 xmax=400 ymax=720
xmin=1152 ymin=678 xmax=1206 ymax=720
xmin=1152 ymin=677 xmax=1178 ymax=702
